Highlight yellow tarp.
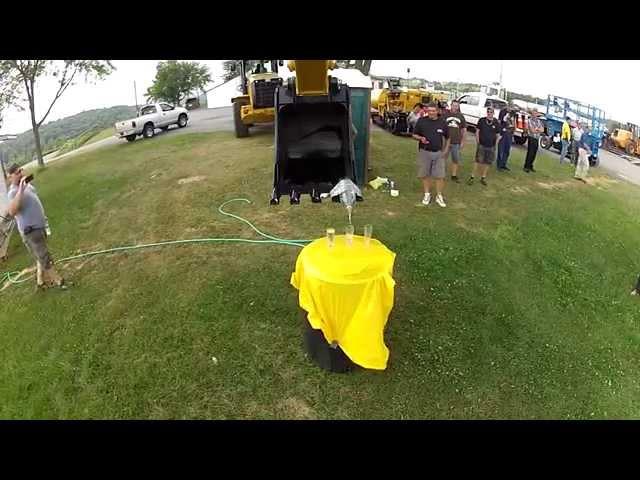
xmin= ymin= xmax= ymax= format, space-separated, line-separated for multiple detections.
xmin=291 ymin=235 xmax=396 ymax=370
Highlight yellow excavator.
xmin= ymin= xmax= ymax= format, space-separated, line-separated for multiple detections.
xmin=370 ymin=77 xmax=448 ymax=135
xmin=270 ymin=60 xmax=357 ymax=205
xmin=609 ymin=123 xmax=639 ymax=156
xmin=231 ymin=60 xmax=283 ymax=138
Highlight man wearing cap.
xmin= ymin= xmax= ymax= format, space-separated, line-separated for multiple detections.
xmin=412 ymin=103 xmax=450 ymax=207
xmin=468 ymin=106 xmax=501 ymax=186
xmin=496 ymin=106 xmax=516 ymax=171
xmin=6 ymin=163 xmax=67 ymax=290
xmin=524 ymin=109 xmax=545 ymax=172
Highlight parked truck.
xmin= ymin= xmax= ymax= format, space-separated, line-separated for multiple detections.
xmin=457 ymin=92 xmax=507 ymax=126
xmin=114 ymin=102 xmax=189 ymax=142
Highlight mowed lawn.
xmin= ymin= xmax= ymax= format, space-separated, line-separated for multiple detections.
xmin=1 ymin=127 xmax=640 ymax=419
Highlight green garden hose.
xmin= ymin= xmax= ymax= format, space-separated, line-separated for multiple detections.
xmin=1 ymin=198 xmax=313 ymax=288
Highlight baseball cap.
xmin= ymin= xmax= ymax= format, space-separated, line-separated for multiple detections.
xmin=7 ymin=163 xmax=21 ymax=175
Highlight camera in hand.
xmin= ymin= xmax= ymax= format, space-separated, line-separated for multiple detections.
xmin=24 ymin=174 xmax=34 ymax=183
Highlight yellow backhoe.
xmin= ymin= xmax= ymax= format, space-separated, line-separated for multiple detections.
xmin=370 ymin=77 xmax=448 ymax=135
xmin=231 ymin=60 xmax=283 ymax=138
xmin=270 ymin=60 xmax=357 ymax=205
xmin=609 ymin=123 xmax=639 ymax=156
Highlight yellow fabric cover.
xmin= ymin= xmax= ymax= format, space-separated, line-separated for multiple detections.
xmin=291 ymin=235 xmax=396 ymax=370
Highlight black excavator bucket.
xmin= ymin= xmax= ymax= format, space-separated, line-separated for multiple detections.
xmin=271 ymin=79 xmax=356 ymax=205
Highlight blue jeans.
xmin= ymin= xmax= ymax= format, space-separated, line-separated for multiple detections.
xmin=560 ymin=140 xmax=569 ymax=163
xmin=497 ymin=133 xmax=512 ymax=168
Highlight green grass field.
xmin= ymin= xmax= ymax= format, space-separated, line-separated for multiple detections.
xmin=85 ymin=127 xmax=115 ymax=146
xmin=1 ymin=128 xmax=639 ymax=419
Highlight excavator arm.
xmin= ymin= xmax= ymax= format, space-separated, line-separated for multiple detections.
xmin=270 ymin=60 xmax=357 ymax=205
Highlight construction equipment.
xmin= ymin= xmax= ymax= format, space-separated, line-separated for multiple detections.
xmin=370 ymin=77 xmax=448 ymax=135
xmin=231 ymin=60 xmax=283 ymax=138
xmin=541 ymin=94 xmax=606 ymax=166
xmin=609 ymin=123 xmax=640 ymax=156
xmin=270 ymin=60 xmax=358 ymax=205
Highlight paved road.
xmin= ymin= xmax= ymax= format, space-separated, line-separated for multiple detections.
xmin=25 ymin=107 xmax=239 ymax=170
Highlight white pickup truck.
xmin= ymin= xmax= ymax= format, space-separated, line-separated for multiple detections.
xmin=456 ymin=92 xmax=533 ymax=145
xmin=114 ymin=102 xmax=189 ymax=142
xmin=456 ymin=92 xmax=508 ymax=128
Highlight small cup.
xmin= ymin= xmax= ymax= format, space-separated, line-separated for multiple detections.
xmin=326 ymin=228 xmax=335 ymax=248
xmin=345 ymin=225 xmax=354 ymax=246
xmin=363 ymin=224 xmax=373 ymax=247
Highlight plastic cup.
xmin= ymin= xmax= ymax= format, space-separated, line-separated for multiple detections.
xmin=363 ymin=224 xmax=373 ymax=247
xmin=345 ymin=225 xmax=354 ymax=246
xmin=326 ymin=228 xmax=335 ymax=248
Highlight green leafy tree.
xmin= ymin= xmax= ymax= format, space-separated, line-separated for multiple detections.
xmin=335 ymin=60 xmax=372 ymax=75
xmin=0 ymin=60 xmax=114 ymax=167
xmin=222 ymin=60 xmax=259 ymax=82
xmin=145 ymin=61 xmax=211 ymax=106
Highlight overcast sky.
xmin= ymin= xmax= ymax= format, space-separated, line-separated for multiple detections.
xmin=1 ymin=60 xmax=638 ymax=135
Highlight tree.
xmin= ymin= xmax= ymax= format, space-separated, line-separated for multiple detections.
xmin=222 ymin=60 xmax=259 ymax=82
xmin=145 ymin=61 xmax=211 ymax=106
xmin=335 ymin=60 xmax=373 ymax=75
xmin=0 ymin=60 xmax=114 ymax=167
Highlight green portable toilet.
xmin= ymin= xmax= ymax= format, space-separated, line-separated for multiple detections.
xmin=332 ymin=69 xmax=372 ymax=187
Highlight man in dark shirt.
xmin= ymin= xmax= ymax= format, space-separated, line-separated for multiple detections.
xmin=468 ymin=107 xmax=501 ymax=186
xmin=412 ymin=103 xmax=450 ymax=208
xmin=444 ymin=100 xmax=467 ymax=183
xmin=496 ymin=107 xmax=516 ymax=171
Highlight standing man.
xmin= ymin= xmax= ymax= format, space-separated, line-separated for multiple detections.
xmin=444 ymin=100 xmax=467 ymax=183
xmin=467 ymin=106 xmax=501 ymax=186
xmin=524 ymin=108 xmax=545 ymax=173
xmin=559 ymin=116 xmax=572 ymax=164
xmin=6 ymin=164 xmax=68 ymax=290
xmin=413 ymin=103 xmax=450 ymax=207
xmin=496 ymin=106 xmax=516 ymax=171
xmin=573 ymin=127 xmax=592 ymax=183
xmin=571 ymin=121 xmax=584 ymax=165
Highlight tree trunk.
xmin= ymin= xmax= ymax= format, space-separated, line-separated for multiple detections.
xmin=30 ymin=111 xmax=44 ymax=168
xmin=24 ymin=76 xmax=45 ymax=168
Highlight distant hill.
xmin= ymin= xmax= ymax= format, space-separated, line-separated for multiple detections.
xmin=0 ymin=105 xmax=137 ymax=165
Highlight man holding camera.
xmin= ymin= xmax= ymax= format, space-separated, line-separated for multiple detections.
xmin=6 ymin=163 xmax=67 ymax=290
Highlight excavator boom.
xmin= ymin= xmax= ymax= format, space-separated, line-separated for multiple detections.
xmin=271 ymin=60 xmax=356 ymax=205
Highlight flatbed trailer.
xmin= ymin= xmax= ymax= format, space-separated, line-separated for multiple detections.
xmin=541 ymin=94 xmax=606 ymax=166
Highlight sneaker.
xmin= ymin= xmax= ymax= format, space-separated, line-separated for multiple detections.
xmin=503 ymin=166 xmax=511 ymax=171
xmin=435 ymin=194 xmax=446 ymax=208
xmin=422 ymin=193 xmax=431 ymax=206
xmin=451 ymin=175 xmax=460 ymax=183
xmin=523 ymin=168 xmax=531 ymax=173
xmin=480 ymin=177 xmax=488 ymax=186
xmin=467 ymin=177 xmax=475 ymax=185
xmin=530 ymin=167 xmax=537 ymax=173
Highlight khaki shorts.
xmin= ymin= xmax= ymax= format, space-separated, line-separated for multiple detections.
xmin=23 ymin=227 xmax=53 ymax=269
xmin=417 ymin=150 xmax=445 ymax=179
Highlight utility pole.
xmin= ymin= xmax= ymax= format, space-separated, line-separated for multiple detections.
xmin=134 ymin=81 xmax=139 ymax=111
